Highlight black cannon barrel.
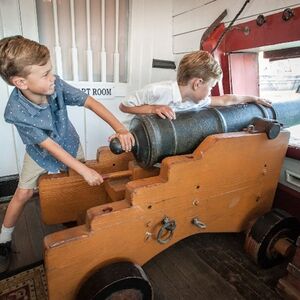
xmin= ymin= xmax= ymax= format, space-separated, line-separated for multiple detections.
xmin=110 ymin=99 xmax=300 ymax=168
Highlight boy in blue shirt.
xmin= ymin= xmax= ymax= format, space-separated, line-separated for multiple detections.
xmin=0 ymin=35 xmax=134 ymax=272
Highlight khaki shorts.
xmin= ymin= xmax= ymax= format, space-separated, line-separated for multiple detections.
xmin=18 ymin=144 xmax=85 ymax=189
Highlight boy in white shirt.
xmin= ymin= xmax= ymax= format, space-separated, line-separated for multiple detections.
xmin=120 ymin=51 xmax=271 ymax=125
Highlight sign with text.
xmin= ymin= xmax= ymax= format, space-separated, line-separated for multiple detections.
xmin=81 ymin=86 xmax=114 ymax=97
xmin=67 ymin=81 xmax=127 ymax=100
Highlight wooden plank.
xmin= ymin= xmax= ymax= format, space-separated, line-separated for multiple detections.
xmin=264 ymin=47 xmax=300 ymax=61
xmin=0 ymin=198 xmax=63 ymax=272
xmin=23 ymin=199 xmax=45 ymax=263
xmin=188 ymin=233 xmax=284 ymax=299
xmin=148 ymin=253 xmax=201 ymax=299
xmin=8 ymin=204 xmax=32 ymax=270
xmin=277 ymin=277 xmax=300 ymax=299
xmin=144 ymin=260 xmax=180 ymax=300
xmin=173 ymin=0 xmax=300 ymax=35
xmin=173 ymin=0 xmax=212 ymax=16
xmin=144 ymin=233 xmax=286 ymax=299
xmin=173 ymin=29 xmax=206 ymax=54
xmin=104 ymin=177 xmax=130 ymax=201
xmin=39 ymin=172 xmax=110 ymax=225
xmin=39 ymin=147 xmax=133 ymax=224
xmin=158 ymin=242 xmax=244 ymax=299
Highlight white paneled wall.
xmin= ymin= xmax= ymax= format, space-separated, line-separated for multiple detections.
xmin=0 ymin=0 xmax=174 ymax=177
xmin=127 ymin=0 xmax=175 ymax=93
xmin=0 ymin=0 xmax=39 ymax=177
xmin=173 ymin=0 xmax=300 ymax=64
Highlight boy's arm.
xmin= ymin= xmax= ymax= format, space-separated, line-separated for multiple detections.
xmin=84 ymin=96 xmax=135 ymax=151
xmin=40 ymin=138 xmax=103 ymax=186
xmin=211 ymin=94 xmax=272 ymax=107
xmin=119 ymin=103 xmax=176 ymax=120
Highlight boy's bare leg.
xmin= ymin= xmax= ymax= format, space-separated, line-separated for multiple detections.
xmin=2 ymin=188 xmax=33 ymax=228
xmin=0 ymin=187 xmax=33 ymax=273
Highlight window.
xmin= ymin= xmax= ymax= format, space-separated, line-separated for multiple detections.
xmin=259 ymin=52 xmax=300 ymax=146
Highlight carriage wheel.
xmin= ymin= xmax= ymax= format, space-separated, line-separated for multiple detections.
xmin=77 ymin=261 xmax=153 ymax=300
xmin=244 ymin=209 xmax=300 ymax=268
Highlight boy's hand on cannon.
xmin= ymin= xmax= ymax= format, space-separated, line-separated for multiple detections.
xmin=109 ymin=128 xmax=135 ymax=152
xmin=254 ymin=97 xmax=272 ymax=107
xmin=152 ymin=105 xmax=176 ymax=120
xmin=79 ymin=165 xmax=104 ymax=186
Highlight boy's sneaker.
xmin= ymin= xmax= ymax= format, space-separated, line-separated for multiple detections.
xmin=0 ymin=241 xmax=12 ymax=273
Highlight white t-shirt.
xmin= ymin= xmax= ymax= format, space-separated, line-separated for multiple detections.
xmin=121 ymin=81 xmax=211 ymax=128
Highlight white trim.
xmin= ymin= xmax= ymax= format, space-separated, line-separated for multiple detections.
xmin=70 ymin=0 xmax=79 ymax=81
xmin=114 ymin=0 xmax=120 ymax=83
xmin=86 ymin=0 xmax=93 ymax=82
xmin=101 ymin=0 xmax=107 ymax=82
xmin=52 ymin=0 xmax=63 ymax=77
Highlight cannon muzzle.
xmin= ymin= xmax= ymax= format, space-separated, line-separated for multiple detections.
xmin=110 ymin=99 xmax=300 ymax=168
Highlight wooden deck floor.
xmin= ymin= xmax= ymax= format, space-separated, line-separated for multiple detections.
xmin=0 ymin=197 xmax=286 ymax=299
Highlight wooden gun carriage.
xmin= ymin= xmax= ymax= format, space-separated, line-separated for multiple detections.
xmin=39 ymin=100 xmax=300 ymax=299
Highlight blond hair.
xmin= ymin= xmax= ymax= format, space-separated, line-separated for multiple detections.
xmin=177 ymin=50 xmax=222 ymax=85
xmin=0 ymin=35 xmax=50 ymax=85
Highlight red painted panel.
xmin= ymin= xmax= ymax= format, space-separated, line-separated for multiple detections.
xmin=286 ymin=145 xmax=300 ymax=160
xmin=225 ymin=7 xmax=300 ymax=52
xmin=228 ymin=52 xmax=259 ymax=96
xmin=202 ymin=24 xmax=230 ymax=95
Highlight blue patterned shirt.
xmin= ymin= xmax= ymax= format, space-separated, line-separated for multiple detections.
xmin=4 ymin=76 xmax=88 ymax=172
